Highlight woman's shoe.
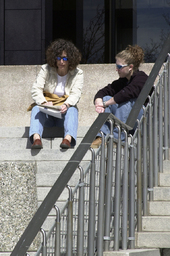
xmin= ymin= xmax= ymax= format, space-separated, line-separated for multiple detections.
xmin=31 ymin=139 xmax=43 ymax=149
xmin=60 ymin=139 xmax=71 ymax=149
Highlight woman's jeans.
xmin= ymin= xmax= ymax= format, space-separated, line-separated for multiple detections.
xmin=97 ymin=96 xmax=143 ymax=140
xmin=29 ymin=105 xmax=78 ymax=146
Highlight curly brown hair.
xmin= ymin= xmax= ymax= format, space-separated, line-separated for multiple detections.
xmin=116 ymin=45 xmax=144 ymax=71
xmin=46 ymin=39 xmax=81 ymax=70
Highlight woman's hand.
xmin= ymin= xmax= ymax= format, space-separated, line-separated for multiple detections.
xmin=42 ymin=101 xmax=53 ymax=106
xmin=60 ymin=103 xmax=69 ymax=114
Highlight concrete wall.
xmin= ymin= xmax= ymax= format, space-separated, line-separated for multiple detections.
xmin=0 ymin=64 xmax=154 ymax=128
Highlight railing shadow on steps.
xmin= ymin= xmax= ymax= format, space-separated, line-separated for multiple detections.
xmin=11 ymin=34 xmax=170 ymax=256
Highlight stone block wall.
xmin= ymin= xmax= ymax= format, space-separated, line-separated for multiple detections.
xmin=0 ymin=162 xmax=39 ymax=252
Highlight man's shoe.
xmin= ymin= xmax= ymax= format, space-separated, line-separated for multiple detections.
xmin=31 ymin=139 xmax=43 ymax=149
xmin=91 ymin=137 xmax=102 ymax=148
xmin=60 ymin=139 xmax=71 ymax=149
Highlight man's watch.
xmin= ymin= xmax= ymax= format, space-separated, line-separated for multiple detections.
xmin=103 ymin=101 xmax=107 ymax=108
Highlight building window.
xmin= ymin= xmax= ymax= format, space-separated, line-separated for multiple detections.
xmin=137 ymin=0 xmax=170 ymax=62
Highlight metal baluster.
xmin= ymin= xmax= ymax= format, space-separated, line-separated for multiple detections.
xmin=114 ymin=126 xmax=121 ymax=251
xmin=158 ymin=74 xmax=163 ymax=172
xmin=148 ymin=96 xmax=154 ymax=201
xmin=40 ymin=228 xmax=47 ymax=256
xmin=128 ymin=135 xmax=135 ymax=249
xmin=97 ymin=131 xmax=106 ymax=256
xmin=153 ymin=87 xmax=158 ymax=186
xmin=104 ymin=119 xmax=114 ymax=251
xmin=122 ymin=129 xmax=128 ymax=250
xmin=77 ymin=165 xmax=84 ymax=256
xmin=137 ymin=120 xmax=142 ymax=231
xmin=143 ymin=107 xmax=148 ymax=215
xmin=88 ymin=148 xmax=96 ymax=256
xmin=163 ymin=64 xmax=169 ymax=159
xmin=54 ymin=205 xmax=61 ymax=256
xmin=168 ymin=54 xmax=170 ymax=149
xmin=66 ymin=185 xmax=73 ymax=256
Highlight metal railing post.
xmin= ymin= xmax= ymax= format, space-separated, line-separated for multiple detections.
xmin=66 ymin=185 xmax=73 ymax=256
xmin=77 ymin=166 xmax=84 ymax=256
xmin=168 ymin=54 xmax=170 ymax=148
xmin=114 ymin=126 xmax=121 ymax=251
xmin=88 ymin=148 xmax=96 ymax=256
xmin=54 ymin=205 xmax=61 ymax=256
xmin=104 ymin=119 xmax=114 ymax=251
xmin=143 ymin=107 xmax=148 ymax=215
xmin=97 ymin=131 xmax=106 ymax=256
xmin=153 ymin=87 xmax=158 ymax=186
xmin=128 ymin=136 xmax=135 ymax=249
xmin=148 ymin=96 xmax=154 ymax=201
xmin=163 ymin=64 xmax=169 ymax=159
xmin=159 ymin=75 xmax=163 ymax=172
xmin=137 ymin=120 xmax=142 ymax=231
xmin=40 ymin=228 xmax=47 ymax=256
xmin=122 ymin=129 xmax=128 ymax=250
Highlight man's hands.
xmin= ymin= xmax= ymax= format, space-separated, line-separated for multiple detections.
xmin=95 ymin=99 xmax=105 ymax=113
xmin=94 ymin=97 xmax=116 ymax=113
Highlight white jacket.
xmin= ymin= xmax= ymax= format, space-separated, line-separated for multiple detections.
xmin=31 ymin=64 xmax=84 ymax=106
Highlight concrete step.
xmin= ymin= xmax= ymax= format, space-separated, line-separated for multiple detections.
xmin=163 ymin=160 xmax=170 ymax=173
xmin=136 ymin=232 xmax=170 ymax=248
xmin=0 ymin=126 xmax=89 ymax=138
xmin=0 ymin=126 xmax=89 ymax=150
xmin=142 ymin=216 xmax=170 ymax=232
xmin=154 ymin=187 xmax=170 ymax=201
xmin=0 ymin=249 xmax=161 ymax=256
xmin=0 ymin=137 xmax=84 ymax=149
xmin=0 ymin=148 xmax=92 ymax=161
xmin=159 ymin=172 xmax=170 ymax=186
xmin=36 ymin=160 xmax=89 ymax=176
xmin=36 ymin=164 xmax=89 ymax=187
xmin=37 ymin=181 xmax=79 ymax=202
xmin=148 ymin=201 xmax=170 ymax=215
xmin=0 ymin=126 xmax=91 ymax=160
xmin=103 ymin=249 xmax=160 ymax=256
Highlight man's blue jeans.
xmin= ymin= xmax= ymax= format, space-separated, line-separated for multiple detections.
xmin=29 ymin=105 xmax=78 ymax=146
xmin=96 ymin=96 xmax=143 ymax=140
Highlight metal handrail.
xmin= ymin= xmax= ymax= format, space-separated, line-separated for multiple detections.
xmin=34 ymin=59 xmax=170 ymax=253
xmin=11 ymin=113 xmax=131 ymax=256
xmin=36 ymin=58 xmax=169 ymax=254
xmin=11 ymin=35 xmax=170 ymax=256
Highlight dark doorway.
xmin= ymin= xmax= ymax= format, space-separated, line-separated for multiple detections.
xmin=53 ymin=1 xmax=77 ymax=44
xmin=52 ymin=0 xmax=134 ymax=64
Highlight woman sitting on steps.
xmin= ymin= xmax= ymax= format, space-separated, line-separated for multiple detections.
xmin=28 ymin=38 xmax=83 ymax=150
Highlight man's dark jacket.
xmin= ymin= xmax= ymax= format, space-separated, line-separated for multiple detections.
xmin=94 ymin=70 xmax=148 ymax=104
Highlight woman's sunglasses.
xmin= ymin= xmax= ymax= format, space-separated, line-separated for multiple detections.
xmin=116 ymin=64 xmax=128 ymax=70
xmin=56 ymin=56 xmax=68 ymax=61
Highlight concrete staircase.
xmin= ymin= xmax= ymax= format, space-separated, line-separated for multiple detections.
xmin=0 ymin=63 xmax=164 ymax=255
xmin=0 ymin=126 xmax=163 ymax=256
xmin=0 ymin=125 xmax=92 ymax=256
xmin=0 ymin=125 xmax=91 ymax=216
xmin=136 ymin=160 xmax=170 ymax=251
